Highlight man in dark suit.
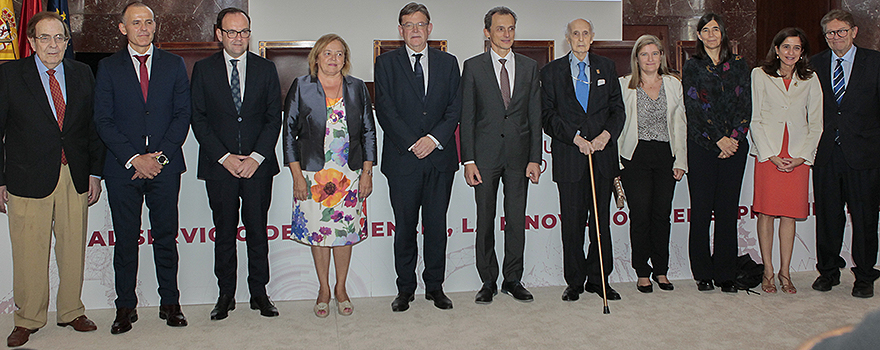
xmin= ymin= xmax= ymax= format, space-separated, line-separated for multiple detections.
xmin=810 ymin=9 xmax=880 ymax=298
xmin=191 ymin=7 xmax=281 ymax=320
xmin=374 ymin=2 xmax=461 ymax=312
xmin=460 ymin=6 xmax=541 ymax=304
xmin=541 ymin=18 xmax=624 ymax=302
xmin=0 ymin=12 xmax=104 ymax=347
xmin=93 ymin=2 xmax=191 ymax=333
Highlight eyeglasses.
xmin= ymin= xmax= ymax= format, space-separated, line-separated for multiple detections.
xmin=401 ymin=22 xmax=429 ymax=30
xmin=220 ymin=28 xmax=251 ymax=38
xmin=35 ymin=34 xmax=69 ymax=44
xmin=824 ymin=28 xmax=851 ymax=39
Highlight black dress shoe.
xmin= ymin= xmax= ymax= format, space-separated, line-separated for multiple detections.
xmin=425 ymin=289 xmax=453 ymax=310
xmin=250 ymin=295 xmax=279 ymax=317
xmin=561 ymin=286 xmax=582 ymax=301
xmin=391 ymin=292 xmax=414 ymax=312
xmin=210 ymin=294 xmax=235 ymax=320
xmin=501 ymin=281 xmax=534 ymax=302
xmin=637 ymin=282 xmax=653 ymax=293
xmin=652 ymin=276 xmax=674 ymax=291
xmin=474 ymin=282 xmax=497 ymax=304
xmin=696 ymin=279 xmax=714 ymax=291
xmin=585 ymin=282 xmax=621 ymax=300
xmin=812 ymin=274 xmax=840 ymax=292
xmin=110 ymin=308 xmax=137 ymax=335
xmin=852 ymin=280 xmax=874 ymax=298
xmin=158 ymin=304 xmax=188 ymax=327
xmin=718 ymin=280 xmax=738 ymax=293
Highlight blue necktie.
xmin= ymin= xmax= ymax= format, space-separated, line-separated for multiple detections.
xmin=576 ymin=61 xmax=589 ymax=113
xmin=413 ymin=53 xmax=424 ymax=101
xmin=230 ymin=59 xmax=242 ymax=113
xmin=833 ymin=58 xmax=845 ymax=105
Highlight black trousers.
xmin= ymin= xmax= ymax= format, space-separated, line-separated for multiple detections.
xmin=557 ymin=169 xmax=613 ymax=290
xmin=206 ymin=175 xmax=273 ymax=298
xmin=621 ymin=141 xmax=676 ymax=278
xmin=106 ymin=172 xmax=181 ymax=309
xmin=473 ymin=164 xmax=528 ymax=284
xmin=813 ymin=144 xmax=880 ymax=282
xmin=387 ymin=165 xmax=455 ymax=294
xmin=687 ymin=140 xmax=748 ymax=282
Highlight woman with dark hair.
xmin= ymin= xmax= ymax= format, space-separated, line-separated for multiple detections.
xmin=749 ymin=27 xmax=823 ymax=294
xmin=284 ymin=33 xmax=377 ymax=317
xmin=618 ymin=34 xmax=687 ymax=293
xmin=682 ymin=13 xmax=751 ymax=293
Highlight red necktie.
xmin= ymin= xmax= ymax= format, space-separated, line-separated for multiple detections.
xmin=47 ymin=69 xmax=67 ymax=165
xmin=136 ymin=54 xmax=150 ymax=101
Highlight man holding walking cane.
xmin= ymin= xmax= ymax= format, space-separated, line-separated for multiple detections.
xmin=541 ymin=18 xmax=625 ymax=305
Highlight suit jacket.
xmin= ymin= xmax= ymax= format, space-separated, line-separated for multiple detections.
xmin=191 ymin=51 xmax=282 ymax=180
xmin=374 ymin=46 xmax=461 ymax=175
xmin=748 ymin=67 xmax=823 ymax=165
xmin=541 ymin=52 xmax=625 ymax=181
xmin=0 ymin=56 xmax=105 ymax=198
xmin=618 ymin=74 xmax=688 ymax=172
xmin=93 ymin=47 xmax=191 ymax=178
xmin=811 ymin=46 xmax=880 ymax=169
xmin=460 ymin=51 xmax=541 ymax=170
xmin=282 ymin=74 xmax=377 ymax=171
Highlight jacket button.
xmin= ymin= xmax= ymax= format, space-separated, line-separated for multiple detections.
xmin=238 ymin=117 xmax=242 ymax=122
xmin=423 ymin=111 xmax=427 ymax=115
xmin=501 ymin=134 xmax=505 ymax=138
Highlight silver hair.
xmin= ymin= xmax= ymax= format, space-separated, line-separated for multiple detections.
xmin=565 ymin=18 xmax=594 ymax=38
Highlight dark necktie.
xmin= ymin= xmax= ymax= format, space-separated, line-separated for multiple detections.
xmin=833 ymin=58 xmax=845 ymax=105
xmin=47 ymin=69 xmax=67 ymax=165
xmin=230 ymin=59 xmax=242 ymax=113
xmin=575 ymin=61 xmax=590 ymax=113
xmin=136 ymin=54 xmax=149 ymax=102
xmin=499 ymin=58 xmax=510 ymax=109
xmin=413 ymin=53 xmax=424 ymax=100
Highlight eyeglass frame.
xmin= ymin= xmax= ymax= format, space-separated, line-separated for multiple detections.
xmin=219 ymin=28 xmax=252 ymax=39
xmin=824 ymin=27 xmax=853 ymax=39
xmin=34 ymin=34 xmax=70 ymax=44
xmin=400 ymin=22 xmax=429 ymax=31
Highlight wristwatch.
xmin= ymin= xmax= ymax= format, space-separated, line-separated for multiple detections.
xmin=156 ymin=154 xmax=169 ymax=165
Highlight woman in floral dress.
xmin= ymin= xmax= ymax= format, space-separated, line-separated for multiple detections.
xmin=283 ymin=34 xmax=376 ymax=317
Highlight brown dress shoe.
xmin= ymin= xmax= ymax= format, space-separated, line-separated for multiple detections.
xmin=158 ymin=304 xmax=188 ymax=327
xmin=7 ymin=327 xmax=37 ymax=347
xmin=57 ymin=315 xmax=98 ymax=332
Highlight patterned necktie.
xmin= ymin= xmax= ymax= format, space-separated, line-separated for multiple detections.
xmin=47 ymin=69 xmax=67 ymax=165
xmin=136 ymin=54 xmax=150 ymax=102
xmin=575 ymin=61 xmax=590 ymax=113
xmin=413 ymin=53 xmax=424 ymax=100
xmin=833 ymin=58 xmax=846 ymax=105
xmin=230 ymin=59 xmax=242 ymax=113
xmin=499 ymin=58 xmax=511 ymax=109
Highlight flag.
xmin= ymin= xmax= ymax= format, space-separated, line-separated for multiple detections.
xmin=17 ymin=0 xmax=41 ymax=58
xmin=0 ymin=0 xmax=18 ymax=60
xmin=46 ymin=0 xmax=72 ymax=58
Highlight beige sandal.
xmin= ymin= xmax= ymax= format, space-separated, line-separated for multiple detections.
xmin=778 ymin=273 xmax=797 ymax=294
xmin=336 ymin=299 xmax=353 ymax=316
xmin=314 ymin=302 xmax=329 ymax=318
xmin=762 ymin=273 xmax=777 ymax=294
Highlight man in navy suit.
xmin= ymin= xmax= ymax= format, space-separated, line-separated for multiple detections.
xmin=810 ymin=9 xmax=880 ymax=298
xmin=0 ymin=12 xmax=104 ymax=347
xmin=93 ymin=2 xmax=191 ymax=333
xmin=374 ymin=2 xmax=461 ymax=312
xmin=541 ymin=18 xmax=624 ymax=302
xmin=191 ymin=7 xmax=282 ymax=320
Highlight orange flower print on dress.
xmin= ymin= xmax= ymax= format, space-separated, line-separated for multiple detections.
xmin=311 ymin=168 xmax=351 ymax=207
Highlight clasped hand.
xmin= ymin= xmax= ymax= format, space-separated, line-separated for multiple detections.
xmin=223 ymin=155 xmax=260 ymax=178
xmin=769 ymin=156 xmax=805 ymax=173
xmin=131 ymin=152 xmax=164 ymax=180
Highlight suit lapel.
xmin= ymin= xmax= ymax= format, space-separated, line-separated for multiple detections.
xmin=511 ymin=53 xmax=529 ymax=106
xmin=478 ymin=52 xmax=505 ymax=109
xmin=241 ymin=52 xmax=257 ymax=112
xmin=60 ymin=59 xmax=81 ymax=132
xmin=118 ymin=49 xmax=146 ymax=107
xmin=395 ymin=48 xmax=424 ymax=101
xmin=213 ymin=52 xmax=239 ymax=114
xmin=559 ymin=54 xmax=584 ymax=115
xmin=21 ymin=57 xmax=57 ymax=124
xmin=843 ymin=47 xmax=868 ymax=106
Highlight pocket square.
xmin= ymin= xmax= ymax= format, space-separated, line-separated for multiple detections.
xmin=597 ymin=79 xmax=606 ymax=86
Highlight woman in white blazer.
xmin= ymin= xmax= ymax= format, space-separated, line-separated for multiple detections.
xmin=617 ymin=35 xmax=687 ymax=293
xmin=749 ymin=27 xmax=823 ymax=295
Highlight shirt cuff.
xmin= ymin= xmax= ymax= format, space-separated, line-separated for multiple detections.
xmin=426 ymin=134 xmax=442 ymax=150
xmin=90 ymin=175 xmax=102 ymax=180
xmin=249 ymin=152 xmax=265 ymax=164
xmin=218 ymin=153 xmax=231 ymax=164
xmin=463 ymin=161 xmax=475 ymax=165
xmin=124 ymin=154 xmax=138 ymax=169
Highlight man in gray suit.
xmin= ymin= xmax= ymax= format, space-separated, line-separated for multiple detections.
xmin=460 ymin=6 xmax=542 ymax=304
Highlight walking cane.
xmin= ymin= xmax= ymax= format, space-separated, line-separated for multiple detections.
xmin=588 ymin=153 xmax=611 ymax=314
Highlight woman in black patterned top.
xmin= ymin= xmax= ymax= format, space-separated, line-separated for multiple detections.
xmin=682 ymin=13 xmax=751 ymax=293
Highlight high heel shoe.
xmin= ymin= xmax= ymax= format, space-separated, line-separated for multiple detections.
xmin=336 ymin=299 xmax=353 ymax=316
xmin=762 ymin=273 xmax=777 ymax=294
xmin=778 ymin=272 xmax=797 ymax=294
xmin=314 ymin=302 xmax=329 ymax=318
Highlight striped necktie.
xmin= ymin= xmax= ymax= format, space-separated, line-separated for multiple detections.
xmin=833 ymin=58 xmax=845 ymax=105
